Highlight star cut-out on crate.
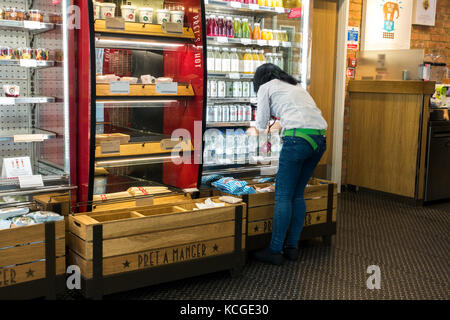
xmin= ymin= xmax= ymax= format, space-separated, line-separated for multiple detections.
xmin=213 ymin=244 xmax=219 ymax=252
xmin=254 ymin=225 xmax=259 ymax=233
xmin=26 ymin=269 xmax=35 ymax=278
xmin=123 ymin=260 xmax=130 ymax=268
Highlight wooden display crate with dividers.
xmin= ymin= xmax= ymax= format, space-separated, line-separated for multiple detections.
xmin=0 ymin=220 xmax=66 ymax=299
xmin=212 ymin=178 xmax=338 ymax=250
xmin=67 ymin=197 xmax=246 ymax=299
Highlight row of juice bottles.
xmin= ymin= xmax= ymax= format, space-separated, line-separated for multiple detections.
xmin=206 ymin=15 xmax=289 ymax=41
xmin=207 ymin=46 xmax=284 ymax=74
xmin=214 ymin=0 xmax=302 ymax=9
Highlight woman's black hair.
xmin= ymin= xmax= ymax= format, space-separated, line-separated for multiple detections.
xmin=253 ymin=63 xmax=299 ymax=93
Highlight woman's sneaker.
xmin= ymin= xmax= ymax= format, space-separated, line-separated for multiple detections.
xmin=253 ymin=248 xmax=284 ymax=266
xmin=283 ymin=247 xmax=299 ymax=261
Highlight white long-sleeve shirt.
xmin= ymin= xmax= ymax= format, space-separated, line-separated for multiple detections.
xmin=255 ymin=79 xmax=328 ymax=132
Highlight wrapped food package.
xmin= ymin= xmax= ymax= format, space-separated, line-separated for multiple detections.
xmin=127 ymin=186 xmax=169 ymax=196
xmin=96 ymin=133 xmax=130 ymax=145
xmin=11 ymin=216 xmax=36 ymax=227
xmin=141 ymin=75 xmax=156 ymax=84
xmin=94 ymin=167 xmax=110 ymax=176
xmin=0 ymin=219 xmax=11 ymax=230
xmin=25 ymin=211 xmax=63 ymax=223
xmin=120 ymin=77 xmax=138 ymax=84
xmin=0 ymin=207 xmax=30 ymax=220
xmin=155 ymin=77 xmax=173 ymax=83
xmin=93 ymin=191 xmax=132 ymax=202
xmin=195 ymin=198 xmax=225 ymax=210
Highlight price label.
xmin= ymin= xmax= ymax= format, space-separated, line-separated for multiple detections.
xmin=13 ymin=134 xmax=45 ymax=143
xmin=23 ymin=21 xmax=43 ymax=29
xmin=216 ymin=36 xmax=228 ymax=43
xmin=249 ymin=4 xmax=260 ymax=10
xmin=268 ymin=40 xmax=280 ymax=47
xmin=109 ymin=81 xmax=130 ymax=94
xmin=229 ymin=73 xmax=240 ymax=79
xmin=1 ymin=157 xmax=33 ymax=179
xmin=230 ymin=2 xmax=242 ymax=8
xmin=256 ymin=40 xmax=268 ymax=46
xmin=0 ymin=97 xmax=15 ymax=105
xmin=240 ymin=38 xmax=252 ymax=45
xmin=281 ymin=41 xmax=292 ymax=47
xmin=155 ymin=82 xmax=178 ymax=94
xmin=19 ymin=175 xmax=44 ymax=189
xmin=19 ymin=59 xmax=38 ymax=67
xmin=275 ymin=7 xmax=286 ymax=13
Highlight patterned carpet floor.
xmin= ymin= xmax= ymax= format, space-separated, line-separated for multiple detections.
xmin=63 ymin=190 xmax=449 ymax=300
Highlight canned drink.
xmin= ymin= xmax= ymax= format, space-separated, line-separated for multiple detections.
xmin=242 ymin=82 xmax=250 ymax=98
xmin=210 ymin=80 xmax=218 ymax=98
xmin=233 ymin=81 xmax=242 ymax=98
xmin=229 ymin=105 xmax=238 ymax=122
xmin=213 ymin=105 xmax=222 ymax=122
xmin=252 ymin=106 xmax=257 ymax=121
xmin=244 ymin=105 xmax=252 ymax=121
xmin=226 ymin=81 xmax=233 ymax=98
xmin=218 ymin=80 xmax=226 ymax=98
xmin=250 ymin=82 xmax=256 ymax=97
xmin=207 ymin=83 xmax=211 ymax=97
xmin=237 ymin=105 xmax=244 ymax=122
xmin=221 ymin=105 xmax=230 ymax=122
xmin=207 ymin=105 xmax=214 ymax=122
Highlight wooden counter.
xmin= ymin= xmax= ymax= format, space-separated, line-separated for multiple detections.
xmin=347 ymin=80 xmax=435 ymax=200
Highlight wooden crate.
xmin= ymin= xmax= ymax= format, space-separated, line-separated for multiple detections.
xmin=0 ymin=220 xmax=66 ymax=299
xmin=67 ymin=198 xmax=246 ymax=298
xmin=211 ymin=178 xmax=338 ymax=250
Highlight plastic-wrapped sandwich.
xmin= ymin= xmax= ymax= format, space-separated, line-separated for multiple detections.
xmin=0 ymin=207 xmax=30 ymax=220
xmin=25 ymin=211 xmax=63 ymax=223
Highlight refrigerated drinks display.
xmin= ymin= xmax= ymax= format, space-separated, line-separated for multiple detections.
xmin=202 ymin=0 xmax=311 ymax=179
xmin=76 ymin=0 xmax=204 ymax=210
xmin=0 ymin=0 xmax=74 ymax=208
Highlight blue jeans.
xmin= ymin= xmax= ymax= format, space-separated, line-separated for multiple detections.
xmin=270 ymin=134 xmax=327 ymax=253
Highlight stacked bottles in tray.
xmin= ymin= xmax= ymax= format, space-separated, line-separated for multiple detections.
xmin=203 ymin=128 xmax=282 ymax=165
xmin=206 ymin=104 xmax=254 ymax=123
xmin=206 ymin=15 xmax=289 ymax=42
xmin=207 ymin=46 xmax=284 ymax=74
xmin=207 ymin=78 xmax=256 ymax=99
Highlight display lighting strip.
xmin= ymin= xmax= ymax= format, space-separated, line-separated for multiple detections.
xmin=96 ymin=99 xmax=180 ymax=106
xmin=95 ymin=36 xmax=186 ymax=51
xmin=95 ymin=155 xmax=184 ymax=168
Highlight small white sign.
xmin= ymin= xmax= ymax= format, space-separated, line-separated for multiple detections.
xmin=229 ymin=73 xmax=240 ymax=79
xmin=23 ymin=21 xmax=44 ymax=29
xmin=109 ymin=81 xmax=130 ymax=94
xmin=19 ymin=175 xmax=44 ymax=189
xmin=13 ymin=134 xmax=45 ymax=143
xmin=256 ymin=40 xmax=268 ymax=46
xmin=19 ymin=59 xmax=38 ymax=68
xmin=275 ymin=7 xmax=286 ymax=13
xmin=249 ymin=4 xmax=260 ymax=10
xmin=0 ymin=97 xmax=15 ymax=105
xmin=155 ymin=82 xmax=178 ymax=94
xmin=230 ymin=2 xmax=242 ymax=8
xmin=240 ymin=38 xmax=252 ymax=45
xmin=1 ymin=157 xmax=33 ymax=179
xmin=412 ymin=0 xmax=436 ymax=26
xmin=216 ymin=36 xmax=228 ymax=43
xmin=281 ymin=42 xmax=292 ymax=48
xmin=268 ymin=40 xmax=280 ymax=47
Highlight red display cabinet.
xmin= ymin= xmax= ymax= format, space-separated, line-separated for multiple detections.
xmin=76 ymin=0 xmax=206 ymax=210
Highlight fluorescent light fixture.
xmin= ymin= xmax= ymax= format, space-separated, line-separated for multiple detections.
xmin=95 ymin=36 xmax=185 ymax=51
xmin=95 ymin=155 xmax=183 ymax=167
xmin=96 ymin=99 xmax=179 ymax=105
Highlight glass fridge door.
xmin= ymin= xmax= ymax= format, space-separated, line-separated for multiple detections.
xmin=77 ymin=0 xmax=205 ymax=210
xmin=0 ymin=0 xmax=73 ymax=208
xmin=201 ymin=0 xmax=311 ymax=181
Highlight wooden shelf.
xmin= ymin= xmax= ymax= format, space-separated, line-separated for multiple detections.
xmin=94 ymin=19 xmax=195 ymax=40
xmin=95 ymin=139 xmax=193 ymax=159
xmin=96 ymin=83 xmax=195 ymax=97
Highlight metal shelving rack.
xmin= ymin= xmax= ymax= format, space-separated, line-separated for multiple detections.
xmin=0 ymin=0 xmax=72 ymax=208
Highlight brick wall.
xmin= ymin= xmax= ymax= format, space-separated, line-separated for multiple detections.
xmin=341 ymin=0 xmax=450 ymax=183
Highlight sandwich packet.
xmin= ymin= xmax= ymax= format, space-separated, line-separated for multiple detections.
xmin=0 ymin=207 xmax=30 ymax=220
xmin=25 ymin=211 xmax=63 ymax=223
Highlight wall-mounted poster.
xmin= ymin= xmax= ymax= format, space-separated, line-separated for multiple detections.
xmin=362 ymin=0 xmax=413 ymax=51
xmin=412 ymin=0 xmax=436 ymax=26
